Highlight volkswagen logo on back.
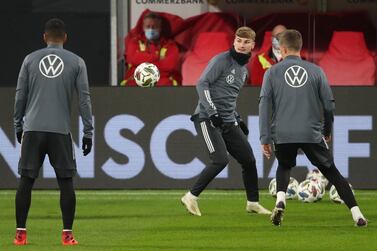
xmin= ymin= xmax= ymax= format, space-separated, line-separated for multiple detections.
xmin=39 ymin=54 xmax=64 ymax=78
xmin=284 ymin=65 xmax=308 ymax=88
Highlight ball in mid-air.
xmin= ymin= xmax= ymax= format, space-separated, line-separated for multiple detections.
xmin=134 ymin=62 xmax=160 ymax=87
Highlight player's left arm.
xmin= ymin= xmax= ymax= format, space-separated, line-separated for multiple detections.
xmin=318 ymin=68 xmax=335 ymax=139
xmin=14 ymin=56 xmax=29 ymax=140
xmin=76 ymin=58 xmax=94 ymax=139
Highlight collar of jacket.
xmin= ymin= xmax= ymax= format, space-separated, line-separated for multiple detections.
xmin=284 ymin=55 xmax=301 ymax=60
xmin=47 ymin=43 xmax=63 ymax=49
xmin=230 ymin=47 xmax=251 ymax=66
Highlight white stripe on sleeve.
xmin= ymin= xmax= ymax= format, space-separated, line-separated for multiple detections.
xmin=204 ymin=90 xmax=216 ymax=111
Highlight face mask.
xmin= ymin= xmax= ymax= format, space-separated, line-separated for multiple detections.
xmin=272 ymin=47 xmax=282 ymax=62
xmin=145 ymin=29 xmax=160 ymax=41
xmin=272 ymin=37 xmax=280 ymax=50
xmin=272 ymin=37 xmax=282 ymax=61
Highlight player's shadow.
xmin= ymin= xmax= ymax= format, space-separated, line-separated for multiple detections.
xmin=29 ymin=213 xmax=181 ymax=220
xmin=29 ymin=214 xmax=127 ymax=220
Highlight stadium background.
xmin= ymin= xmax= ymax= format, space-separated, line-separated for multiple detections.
xmin=0 ymin=0 xmax=376 ymax=189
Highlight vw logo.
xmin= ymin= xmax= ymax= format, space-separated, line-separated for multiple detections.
xmin=39 ymin=54 xmax=64 ymax=78
xmin=284 ymin=65 xmax=308 ymax=88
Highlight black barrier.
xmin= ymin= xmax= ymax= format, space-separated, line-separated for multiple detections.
xmin=0 ymin=87 xmax=376 ymax=189
xmin=0 ymin=1 xmax=110 ymax=87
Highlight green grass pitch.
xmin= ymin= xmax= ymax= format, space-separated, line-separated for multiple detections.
xmin=0 ymin=190 xmax=376 ymax=251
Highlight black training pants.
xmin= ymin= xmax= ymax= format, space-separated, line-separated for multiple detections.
xmin=190 ymin=120 xmax=259 ymax=202
xmin=274 ymin=140 xmax=357 ymax=209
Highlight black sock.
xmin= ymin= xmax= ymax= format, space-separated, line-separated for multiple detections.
xmin=57 ymin=178 xmax=76 ymax=230
xmin=276 ymin=165 xmax=292 ymax=193
xmin=15 ymin=176 xmax=35 ymax=228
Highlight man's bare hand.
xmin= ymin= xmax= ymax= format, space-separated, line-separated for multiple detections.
xmin=324 ymin=135 xmax=331 ymax=143
xmin=261 ymin=144 xmax=272 ymax=159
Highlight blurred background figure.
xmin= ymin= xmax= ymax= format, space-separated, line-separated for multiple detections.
xmin=121 ymin=12 xmax=181 ymax=86
xmin=250 ymin=24 xmax=286 ymax=86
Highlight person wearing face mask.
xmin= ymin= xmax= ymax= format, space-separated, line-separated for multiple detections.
xmin=250 ymin=24 xmax=286 ymax=86
xmin=181 ymin=27 xmax=271 ymax=217
xmin=122 ymin=12 xmax=181 ymax=86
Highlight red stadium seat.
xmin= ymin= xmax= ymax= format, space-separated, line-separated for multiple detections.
xmin=174 ymin=12 xmax=241 ymax=51
xmin=318 ymin=31 xmax=376 ymax=86
xmin=182 ymin=32 xmax=232 ymax=86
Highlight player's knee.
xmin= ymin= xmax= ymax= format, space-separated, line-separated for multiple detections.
xmin=317 ymin=163 xmax=339 ymax=177
xmin=278 ymin=160 xmax=296 ymax=169
xmin=213 ymin=155 xmax=230 ymax=167
xmin=241 ymin=156 xmax=256 ymax=168
xmin=309 ymin=155 xmax=334 ymax=169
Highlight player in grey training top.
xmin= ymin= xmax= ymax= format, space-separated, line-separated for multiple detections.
xmin=259 ymin=29 xmax=367 ymax=227
xmin=181 ymin=27 xmax=271 ymax=217
xmin=13 ymin=18 xmax=93 ymax=246
xmin=14 ymin=31 xmax=92 ymax=138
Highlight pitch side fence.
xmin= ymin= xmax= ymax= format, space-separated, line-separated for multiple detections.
xmin=1 ymin=87 xmax=376 ymax=189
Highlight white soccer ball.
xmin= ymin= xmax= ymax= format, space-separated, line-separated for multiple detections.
xmin=134 ymin=62 xmax=160 ymax=87
xmin=329 ymin=183 xmax=354 ymax=204
xmin=318 ymin=182 xmax=325 ymax=199
xmin=268 ymin=177 xmax=298 ymax=199
xmin=306 ymin=168 xmax=329 ymax=188
xmin=286 ymin=177 xmax=299 ymax=200
xmin=269 ymin=178 xmax=277 ymax=197
xmin=297 ymin=179 xmax=322 ymax=203
xmin=311 ymin=178 xmax=325 ymax=199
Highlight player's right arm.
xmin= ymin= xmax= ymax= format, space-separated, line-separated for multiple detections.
xmin=259 ymin=69 xmax=273 ymax=158
xmin=318 ymin=68 xmax=335 ymax=139
xmin=14 ymin=56 xmax=29 ymax=134
xmin=196 ymin=56 xmax=224 ymax=117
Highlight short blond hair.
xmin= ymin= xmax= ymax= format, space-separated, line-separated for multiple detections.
xmin=235 ymin=26 xmax=256 ymax=41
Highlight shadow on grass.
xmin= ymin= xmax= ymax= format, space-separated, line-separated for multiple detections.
xmin=29 ymin=215 xmax=127 ymax=220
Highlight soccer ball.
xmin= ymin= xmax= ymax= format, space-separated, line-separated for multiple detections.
xmin=329 ymin=183 xmax=354 ymax=204
xmin=317 ymin=181 xmax=325 ymax=199
xmin=134 ymin=62 xmax=160 ymax=87
xmin=297 ymin=179 xmax=322 ymax=203
xmin=286 ymin=177 xmax=299 ymax=199
xmin=268 ymin=177 xmax=298 ymax=199
xmin=268 ymin=178 xmax=277 ymax=197
xmin=306 ymin=168 xmax=329 ymax=188
xmin=311 ymin=178 xmax=325 ymax=199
